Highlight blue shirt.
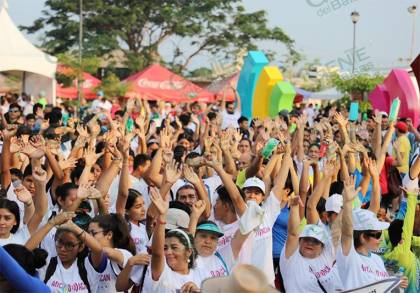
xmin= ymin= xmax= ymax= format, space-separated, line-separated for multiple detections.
xmin=272 ymin=206 xmax=290 ymax=258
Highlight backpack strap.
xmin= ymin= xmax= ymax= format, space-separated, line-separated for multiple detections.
xmin=214 ymin=251 xmax=229 ymax=276
xmin=44 ymin=256 xmax=58 ymax=284
xmin=77 ymin=256 xmax=91 ymax=293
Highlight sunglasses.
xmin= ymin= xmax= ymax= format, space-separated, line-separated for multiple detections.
xmin=365 ymin=231 xmax=382 ymax=240
xmin=55 ymin=239 xmax=81 ymax=251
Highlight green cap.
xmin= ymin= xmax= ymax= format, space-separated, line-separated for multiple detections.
xmin=196 ymin=222 xmax=224 ymax=238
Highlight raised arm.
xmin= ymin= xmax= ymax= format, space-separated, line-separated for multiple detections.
xmin=206 ymin=158 xmax=247 ymax=216
xmin=409 ymin=154 xmax=420 ymax=179
xmin=306 ymin=160 xmax=335 ymax=224
xmin=116 ymin=141 xmax=130 ymax=216
xmin=183 ymin=166 xmax=211 ymax=219
xmin=25 ymin=212 xmax=75 ymax=251
xmin=27 ymin=167 xmax=48 ymax=234
xmin=149 ymin=188 xmax=168 ymax=281
xmin=1 ymin=126 xmax=17 ymax=188
xmin=270 ymin=146 xmax=292 ymax=201
xmin=285 ymin=195 xmax=304 ymax=258
xmin=341 ymin=176 xmax=360 ymax=256
xmin=367 ymin=158 xmax=380 ymax=214
xmin=377 ymin=122 xmax=395 ymax=170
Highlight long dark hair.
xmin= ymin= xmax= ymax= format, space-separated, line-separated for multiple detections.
xmin=91 ymin=213 xmax=136 ymax=255
xmin=0 ymin=198 xmax=20 ymax=233
xmin=3 ymin=244 xmax=47 ymax=276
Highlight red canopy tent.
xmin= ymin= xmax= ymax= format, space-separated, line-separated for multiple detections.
xmin=124 ymin=64 xmax=214 ymax=103
xmin=206 ymin=73 xmax=239 ymax=101
xmin=56 ymin=65 xmax=101 ymax=100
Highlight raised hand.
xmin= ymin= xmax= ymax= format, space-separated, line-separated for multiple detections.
xmin=343 ymin=176 xmax=360 ymax=203
xmin=149 ymin=187 xmax=168 ymax=215
xmin=162 ymin=149 xmax=173 ymax=164
xmin=9 ymin=137 xmax=25 ymax=154
xmin=59 ymin=157 xmax=77 ymax=171
xmin=29 ymin=134 xmax=46 ymax=150
xmin=288 ymin=195 xmax=304 ymax=207
xmin=32 ymin=167 xmax=47 ymax=182
xmin=191 ymin=200 xmax=206 ymax=217
xmin=323 ymin=159 xmax=336 ymax=178
xmin=334 ymin=112 xmax=348 ymax=128
xmin=183 ymin=165 xmax=201 ymax=186
xmin=372 ymin=110 xmax=382 ymax=125
xmin=3 ymin=125 xmax=18 ymax=140
xmin=58 ymin=219 xmax=79 ymax=231
xmin=84 ymin=147 xmax=103 ymax=166
xmin=48 ymin=212 xmax=76 ymax=227
xmin=159 ymin=127 xmax=172 ymax=151
xmin=14 ymin=186 xmax=33 ymax=205
xmin=87 ymin=186 xmax=102 ymax=199
xmin=164 ymin=160 xmax=182 ymax=184
xmin=77 ymin=183 xmax=91 ymax=200
xmin=76 ymin=124 xmax=89 ymax=138
xmin=296 ymin=114 xmax=307 ymax=129
xmin=219 ymin=131 xmax=230 ymax=152
xmin=366 ymin=158 xmax=378 ymax=177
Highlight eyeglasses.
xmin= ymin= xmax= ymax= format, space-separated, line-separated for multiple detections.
xmin=55 ymin=239 xmax=80 ymax=251
xmin=365 ymin=231 xmax=382 ymax=240
xmin=88 ymin=230 xmax=105 ymax=236
xmin=301 ymin=237 xmax=323 ymax=246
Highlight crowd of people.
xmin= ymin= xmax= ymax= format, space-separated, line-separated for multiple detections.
xmin=0 ymin=88 xmax=419 ymax=293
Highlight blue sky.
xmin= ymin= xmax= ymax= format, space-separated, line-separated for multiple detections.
xmin=5 ymin=0 xmax=420 ymax=73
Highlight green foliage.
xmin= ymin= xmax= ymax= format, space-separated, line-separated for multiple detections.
xmin=56 ymin=53 xmax=100 ymax=88
xmin=95 ymin=73 xmax=128 ymax=98
xmin=21 ymin=0 xmax=298 ymax=74
xmin=330 ymin=73 xmax=384 ymax=96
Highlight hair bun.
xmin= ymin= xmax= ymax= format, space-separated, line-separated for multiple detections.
xmin=32 ymin=248 xmax=48 ymax=269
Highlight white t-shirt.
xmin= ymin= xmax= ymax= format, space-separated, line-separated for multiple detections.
xmin=336 ymin=241 xmax=389 ymax=290
xmin=203 ymin=175 xmax=222 ymax=207
xmin=214 ymin=220 xmax=238 ymax=252
xmin=96 ymin=248 xmax=133 ymax=293
xmin=142 ymin=263 xmax=207 ymax=293
xmin=130 ymin=222 xmax=149 ymax=254
xmin=196 ymin=248 xmax=233 ymax=279
xmin=0 ymin=224 xmax=30 ymax=246
xmin=40 ymin=227 xmax=58 ymax=257
xmin=246 ymin=193 xmax=281 ymax=285
xmin=39 ymin=256 xmax=101 ymax=293
xmin=109 ymin=174 xmax=151 ymax=212
xmin=280 ymin=240 xmax=338 ymax=293
xmin=221 ymin=110 xmax=241 ymax=130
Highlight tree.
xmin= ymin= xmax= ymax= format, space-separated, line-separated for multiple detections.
xmin=21 ymin=0 xmax=298 ymax=74
xmin=331 ymin=73 xmax=385 ymax=112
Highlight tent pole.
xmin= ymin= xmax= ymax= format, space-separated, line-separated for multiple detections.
xmin=22 ymin=71 xmax=26 ymax=93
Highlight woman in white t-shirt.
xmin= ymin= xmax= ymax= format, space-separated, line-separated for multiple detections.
xmin=337 ymin=177 xmax=408 ymax=291
xmin=148 ymin=188 xmax=207 ymax=293
xmin=25 ymin=212 xmax=108 ymax=293
xmin=0 ymin=198 xmax=31 ymax=246
xmin=280 ymin=196 xmax=338 ymax=293
xmin=88 ymin=213 xmax=136 ymax=293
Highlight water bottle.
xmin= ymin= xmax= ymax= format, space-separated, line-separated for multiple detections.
xmin=261 ymin=138 xmax=279 ymax=159
xmin=391 ymin=266 xmax=405 ymax=293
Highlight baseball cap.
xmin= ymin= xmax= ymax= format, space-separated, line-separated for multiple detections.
xmin=325 ymin=193 xmax=343 ymax=214
xmin=352 ymin=208 xmax=390 ymax=231
xmin=166 ymin=208 xmax=190 ymax=230
xmin=196 ymin=222 xmax=224 ymax=238
xmin=299 ymin=224 xmax=329 ymax=245
xmin=379 ymin=111 xmax=388 ymax=118
xmin=243 ymin=177 xmax=265 ymax=194
xmin=395 ymin=121 xmax=408 ymax=133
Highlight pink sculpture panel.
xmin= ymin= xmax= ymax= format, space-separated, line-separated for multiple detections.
xmin=369 ymin=68 xmax=419 ymax=127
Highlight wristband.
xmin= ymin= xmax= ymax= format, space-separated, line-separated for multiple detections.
xmin=157 ymin=219 xmax=166 ymax=225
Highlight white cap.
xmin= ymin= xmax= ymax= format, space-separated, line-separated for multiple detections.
xmin=325 ymin=193 xmax=343 ymax=213
xmin=352 ymin=208 xmax=390 ymax=231
xmin=165 ymin=208 xmax=190 ymax=230
xmin=379 ymin=111 xmax=388 ymax=117
xmin=243 ymin=177 xmax=265 ymax=194
xmin=299 ymin=224 xmax=329 ymax=245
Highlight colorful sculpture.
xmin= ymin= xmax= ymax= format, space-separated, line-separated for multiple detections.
xmin=268 ymin=81 xmax=296 ymax=118
xmin=252 ymin=66 xmax=283 ymax=118
xmin=237 ymin=51 xmax=269 ymax=119
xmin=369 ymin=84 xmax=390 ymax=113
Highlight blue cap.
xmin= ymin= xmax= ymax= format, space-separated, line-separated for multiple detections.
xmin=97 ymin=90 xmax=104 ymax=97
xmin=196 ymin=222 xmax=224 ymax=238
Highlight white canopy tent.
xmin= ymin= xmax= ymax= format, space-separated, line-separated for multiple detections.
xmin=0 ymin=0 xmax=57 ymax=104
xmin=309 ymin=87 xmax=343 ymax=100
